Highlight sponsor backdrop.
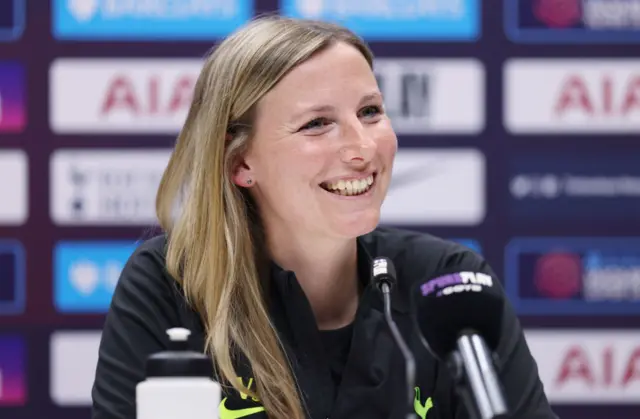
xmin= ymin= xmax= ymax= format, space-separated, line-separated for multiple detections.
xmin=0 ymin=0 xmax=639 ymax=418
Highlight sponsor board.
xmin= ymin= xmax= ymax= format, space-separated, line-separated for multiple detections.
xmin=508 ymin=152 xmax=640 ymax=222
xmin=50 ymin=59 xmax=202 ymax=134
xmin=50 ymin=331 xmax=101 ymax=406
xmin=0 ymin=335 xmax=26 ymax=406
xmin=0 ymin=0 xmax=25 ymax=42
xmin=374 ymin=59 xmax=485 ymax=135
xmin=505 ymin=237 xmax=640 ymax=315
xmin=0 ymin=241 xmax=25 ymax=315
xmin=525 ymin=329 xmax=640 ymax=403
xmin=506 ymin=0 xmax=640 ymax=44
xmin=279 ymin=0 xmax=480 ymax=40
xmin=54 ymin=241 xmax=139 ymax=313
xmin=380 ymin=148 xmax=485 ymax=226
xmin=504 ymin=59 xmax=640 ymax=134
xmin=0 ymin=62 xmax=26 ymax=132
xmin=50 ymin=149 xmax=171 ymax=225
xmin=52 ymin=0 xmax=253 ymax=40
xmin=0 ymin=150 xmax=28 ymax=225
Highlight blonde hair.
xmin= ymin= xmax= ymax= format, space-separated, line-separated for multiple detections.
xmin=155 ymin=15 xmax=373 ymax=419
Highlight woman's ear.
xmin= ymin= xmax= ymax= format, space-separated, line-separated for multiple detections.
xmin=231 ymin=158 xmax=254 ymax=188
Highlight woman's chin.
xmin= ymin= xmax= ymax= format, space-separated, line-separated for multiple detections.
xmin=330 ymin=210 xmax=381 ymax=238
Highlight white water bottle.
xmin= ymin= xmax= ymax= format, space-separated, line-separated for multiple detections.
xmin=136 ymin=327 xmax=221 ymax=419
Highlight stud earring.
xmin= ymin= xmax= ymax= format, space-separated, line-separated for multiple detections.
xmin=246 ymin=178 xmax=252 ymax=185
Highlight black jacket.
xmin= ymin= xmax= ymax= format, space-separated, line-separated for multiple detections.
xmin=91 ymin=226 xmax=558 ymax=419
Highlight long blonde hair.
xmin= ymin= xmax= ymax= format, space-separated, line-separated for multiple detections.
xmin=155 ymin=15 xmax=374 ymax=419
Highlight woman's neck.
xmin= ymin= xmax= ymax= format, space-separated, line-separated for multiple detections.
xmin=267 ymin=231 xmax=361 ymax=330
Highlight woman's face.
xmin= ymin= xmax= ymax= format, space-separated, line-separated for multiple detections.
xmin=235 ymin=41 xmax=398 ymax=240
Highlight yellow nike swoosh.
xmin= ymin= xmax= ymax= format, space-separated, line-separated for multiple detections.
xmin=219 ymin=397 xmax=266 ymax=419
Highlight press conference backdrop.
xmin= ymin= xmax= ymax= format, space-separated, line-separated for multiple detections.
xmin=1 ymin=0 xmax=639 ymax=418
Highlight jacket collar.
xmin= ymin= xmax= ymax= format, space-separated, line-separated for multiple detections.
xmin=268 ymin=234 xmax=410 ymax=315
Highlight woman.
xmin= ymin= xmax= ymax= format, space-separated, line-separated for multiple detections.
xmin=92 ymin=16 xmax=557 ymax=419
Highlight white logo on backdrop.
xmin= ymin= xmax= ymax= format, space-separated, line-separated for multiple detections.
xmin=374 ymin=59 xmax=484 ymax=135
xmin=380 ymin=148 xmax=486 ymax=226
xmin=67 ymin=0 xmax=99 ymax=22
xmin=505 ymin=59 xmax=640 ymax=134
xmin=50 ymin=149 xmax=171 ymax=225
xmin=50 ymin=332 xmax=102 ymax=406
xmin=0 ymin=150 xmax=28 ymax=225
xmin=525 ymin=329 xmax=640 ymax=403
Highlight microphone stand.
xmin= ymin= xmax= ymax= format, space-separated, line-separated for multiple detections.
xmin=446 ymin=334 xmax=509 ymax=419
xmin=381 ymin=283 xmax=417 ymax=419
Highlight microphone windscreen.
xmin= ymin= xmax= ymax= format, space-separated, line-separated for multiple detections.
xmin=411 ymin=269 xmax=504 ymax=360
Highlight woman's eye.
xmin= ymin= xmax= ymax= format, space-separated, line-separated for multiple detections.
xmin=360 ymin=105 xmax=383 ymax=118
xmin=299 ymin=117 xmax=330 ymax=131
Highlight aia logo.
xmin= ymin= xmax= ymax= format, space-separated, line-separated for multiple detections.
xmin=534 ymin=0 xmax=582 ymax=28
xmin=555 ymin=344 xmax=640 ymax=389
xmin=100 ymin=74 xmax=195 ymax=116
xmin=555 ymin=73 xmax=640 ymax=117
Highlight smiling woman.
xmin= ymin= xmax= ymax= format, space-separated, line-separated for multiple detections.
xmin=90 ymin=14 xmax=557 ymax=419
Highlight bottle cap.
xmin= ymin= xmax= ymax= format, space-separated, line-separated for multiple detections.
xmin=145 ymin=328 xmax=214 ymax=378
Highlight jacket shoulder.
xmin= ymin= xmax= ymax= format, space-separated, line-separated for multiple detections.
xmin=134 ymin=233 xmax=168 ymax=259
xmin=362 ymin=227 xmax=486 ymax=286
xmin=117 ymin=233 xmax=183 ymax=301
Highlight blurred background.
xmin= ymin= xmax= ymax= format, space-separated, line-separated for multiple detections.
xmin=1 ymin=0 xmax=639 ymax=418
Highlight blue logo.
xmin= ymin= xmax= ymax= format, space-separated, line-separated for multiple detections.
xmin=505 ymin=0 xmax=640 ymax=43
xmin=0 ymin=241 xmax=25 ymax=315
xmin=0 ymin=0 xmax=25 ymax=42
xmin=52 ymin=0 xmax=254 ymax=40
xmin=451 ymin=239 xmax=482 ymax=254
xmin=279 ymin=0 xmax=480 ymax=41
xmin=54 ymin=241 xmax=139 ymax=313
xmin=508 ymin=152 xmax=640 ymax=223
xmin=505 ymin=237 xmax=640 ymax=315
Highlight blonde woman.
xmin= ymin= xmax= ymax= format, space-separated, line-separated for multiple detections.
xmin=91 ymin=16 xmax=556 ymax=419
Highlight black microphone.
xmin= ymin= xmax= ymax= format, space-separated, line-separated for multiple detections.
xmin=371 ymin=257 xmax=417 ymax=419
xmin=411 ymin=269 xmax=509 ymax=419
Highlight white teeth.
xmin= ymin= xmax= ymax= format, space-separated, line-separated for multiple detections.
xmin=324 ymin=174 xmax=375 ymax=196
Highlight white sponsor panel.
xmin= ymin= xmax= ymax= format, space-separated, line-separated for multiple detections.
xmin=380 ymin=148 xmax=485 ymax=225
xmin=50 ymin=58 xmax=202 ymax=134
xmin=50 ymin=58 xmax=484 ymax=135
xmin=374 ymin=59 xmax=485 ymax=134
xmin=505 ymin=59 xmax=640 ymax=133
xmin=50 ymin=149 xmax=172 ymax=225
xmin=50 ymin=331 xmax=101 ymax=406
xmin=0 ymin=150 xmax=28 ymax=225
xmin=525 ymin=329 xmax=640 ymax=403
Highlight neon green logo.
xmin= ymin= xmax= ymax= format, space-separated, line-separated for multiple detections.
xmin=414 ymin=387 xmax=433 ymax=419
xmin=218 ymin=377 xmax=265 ymax=418
xmin=219 ymin=398 xmax=265 ymax=419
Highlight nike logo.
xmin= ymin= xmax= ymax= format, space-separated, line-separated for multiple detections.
xmin=414 ymin=387 xmax=433 ymax=419
xmin=388 ymin=163 xmax=445 ymax=193
xmin=218 ymin=397 xmax=265 ymax=419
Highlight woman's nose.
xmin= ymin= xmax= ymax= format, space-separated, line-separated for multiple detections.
xmin=339 ymin=120 xmax=376 ymax=164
